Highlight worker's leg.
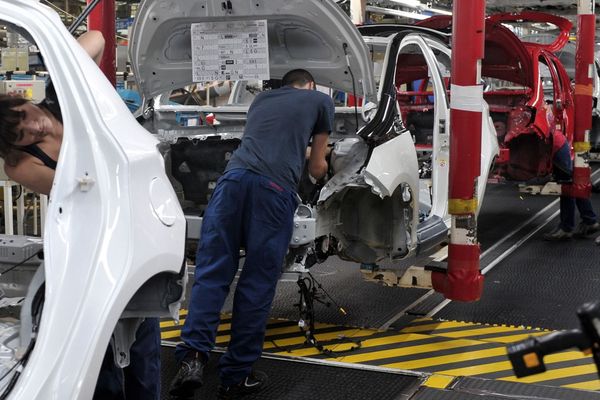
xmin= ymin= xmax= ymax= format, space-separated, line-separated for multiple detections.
xmin=218 ymin=173 xmax=297 ymax=386
xmin=123 ymin=318 xmax=161 ymax=400
xmin=93 ymin=344 xmax=125 ymax=400
xmin=176 ymin=169 xmax=246 ymax=361
xmin=559 ymin=195 xmax=576 ymax=232
xmin=575 ymin=197 xmax=597 ymax=225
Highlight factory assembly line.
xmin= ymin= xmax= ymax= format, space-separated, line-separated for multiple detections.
xmin=0 ymin=0 xmax=598 ymax=399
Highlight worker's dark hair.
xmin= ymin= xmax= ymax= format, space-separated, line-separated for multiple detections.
xmin=0 ymin=94 xmax=28 ymax=166
xmin=282 ymin=69 xmax=315 ymax=87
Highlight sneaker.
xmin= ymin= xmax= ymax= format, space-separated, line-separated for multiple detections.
xmin=169 ymin=352 xmax=206 ymax=398
xmin=217 ymin=370 xmax=268 ymax=399
xmin=596 ymin=235 xmax=600 ymax=245
xmin=543 ymin=228 xmax=573 ymax=241
xmin=574 ymin=222 xmax=600 ymax=238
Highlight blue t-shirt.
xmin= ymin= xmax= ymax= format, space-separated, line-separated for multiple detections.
xmin=225 ymin=85 xmax=335 ymax=191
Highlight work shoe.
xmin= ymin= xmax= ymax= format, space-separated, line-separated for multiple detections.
xmin=574 ymin=222 xmax=600 ymax=238
xmin=169 ymin=352 xmax=206 ymax=398
xmin=543 ymin=228 xmax=572 ymax=241
xmin=217 ymin=370 xmax=268 ymax=399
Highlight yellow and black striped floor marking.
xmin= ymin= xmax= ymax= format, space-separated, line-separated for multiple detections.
xmin=161 ymin=311 xmax=600 ymax=392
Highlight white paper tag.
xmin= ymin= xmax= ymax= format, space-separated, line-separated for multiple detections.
xmin=191 ymin=20 xmax=270 ymax=82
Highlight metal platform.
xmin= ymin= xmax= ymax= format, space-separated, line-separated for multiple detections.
xmin=160 ymin=174 xmax=600 ymax=399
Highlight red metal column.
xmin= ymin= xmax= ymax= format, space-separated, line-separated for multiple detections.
xmin=564 ymin=0 xmax=595 ymax=199
xmin=87 ymin=0 xmax=116 ymax=86
xmin=431 ymin=0 xmax=485 ymax=301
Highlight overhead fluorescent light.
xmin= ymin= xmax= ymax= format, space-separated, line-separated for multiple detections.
xmin=428 ymin=7 xmax=452 ymax=15
xmin=366 ymin=5 xmax=429 ymax=20
xmin=387 ymin=0 xmax=422 ymax=7
xmin=385 ymin=0 xmax=452 ymax=15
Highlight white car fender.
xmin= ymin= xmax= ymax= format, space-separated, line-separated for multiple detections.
xmin=363 ymin=133 xmax=419 ymax=199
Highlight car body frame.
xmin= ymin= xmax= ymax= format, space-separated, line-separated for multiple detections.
xmin=0 ymin=1 xmax=186 ymax=398
xmin=419 ymin=12 xmax=575 ymax=181
xmin=129 ymin=0 xmax=498 ymax=269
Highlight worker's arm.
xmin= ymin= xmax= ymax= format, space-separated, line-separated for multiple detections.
xmin=77 ymin=30 xmax=105 ymax=66
xmin=307 ymin=132 xmax=329 ymax=180
xmin=4 ymin=160 xmax=54 ymax=196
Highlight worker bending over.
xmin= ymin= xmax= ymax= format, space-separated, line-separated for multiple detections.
xmin=170 ymin=69 xmax=334 ymax=399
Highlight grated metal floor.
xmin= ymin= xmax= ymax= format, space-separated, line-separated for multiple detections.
xmin=163 ymin=177 xmax=600 ymax=399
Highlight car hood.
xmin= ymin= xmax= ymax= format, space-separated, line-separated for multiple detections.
xmin=418 ymin=15 xmax=533 ymax=88
xmin=129 ymin=0 xmax=376 ymax=101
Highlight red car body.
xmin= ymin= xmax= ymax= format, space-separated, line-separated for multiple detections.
xmin=419 ymin=12 xmax=574 ymax=181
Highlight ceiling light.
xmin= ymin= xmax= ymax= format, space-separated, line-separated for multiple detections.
xmin=387 ymin=0 xmax=422 ymax=8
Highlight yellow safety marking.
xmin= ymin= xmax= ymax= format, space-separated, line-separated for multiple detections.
xmin=573 ymin=141 xmax=592 ymax=153
xmin=382 ymin=347 xmax=507 ymax=370
xmin=562 ymin=380 xmax=600 ymax=391
xmin=159 ymin=309 xmax=189 ymax=328
xmin=574 ymin=83 xmax=594 ymax=96
xmin=478 ymin=331 xmax=547 ymax=344
xmin=285 ymin=332 xmax=456 ymax=359
xmin=436 ymin=360 xmax=512 ymax=376
xmin=436 ymin=350 xmax=590 ymax=378
xmin=160 ymin=315 xmax=301 ymax=339
xmin=160 ymin=314 xmax=598 ymax=389
xmin=426 ymin=326 xmax=539 ymax=339
xmin=263 ymin=324 xmax=318 ymax=337
xmin=160 ymin=319 xmax=232 ymax=331
xmin=270 ymin=329 xmax=374 ymax=357
xmin=342 ymin=332 xmax=445 ymax=349
xmin=448 ymin=198 xmax=478 ymax=214
xmin=423 ymin=374 xmax=455 ymax=389
xmin=215 ymin=321 xmax=338 ymax=346
xmin=404 ymin=324 xmax=529 ymax=339
xmin=160 ymin=320 xmax=179 ymax=329
xmin=161 ymin=330 xmax=184 ymax=340
xmin=336 ymin=337 xmax=488 ymax=363
xmin=502 ymin=364 xmax=599 ymax=384
xmin=401 ymin=320 xmax=480 ymax=333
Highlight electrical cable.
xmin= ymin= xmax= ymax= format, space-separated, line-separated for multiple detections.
xmin=0 ymin=337 xmax=36 ymax=400
xmin=0 ymin=280 xmax=45 ymax=399
xmin=0 ymin=361 xmax=20 ymax=397
xmin=68 ymin=0 xmax=102 ymax=34
xmin=269 ymin=273 xmax=362 ymax=356
xmin=0 ymin=250 xmax=43 ymax=278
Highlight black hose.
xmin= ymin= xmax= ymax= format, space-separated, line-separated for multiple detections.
xmin=68 ymin=0 xmax=103 ymax=34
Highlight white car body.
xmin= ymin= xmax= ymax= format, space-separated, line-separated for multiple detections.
xmin=130 ymin=0 xmax=498 ymax=265
xmin=0 ymin=0 xmax=498 ymax=397
xmin=0 ymin=1 xmax=186 ymax=399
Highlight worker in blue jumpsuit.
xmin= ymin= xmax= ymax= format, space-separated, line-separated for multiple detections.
xmin=170 ymin=69 xmax=334 ymax=399
xmin=544 ymin=129 xmax=599 ymax=241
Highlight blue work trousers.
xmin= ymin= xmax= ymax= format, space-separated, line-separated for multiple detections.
xmin=554 ymin=142 xmax=597 ymax=231
xmin=176 ymin=169 xmax=297 ymax=386
xmin=93 ymin=318 xmax=161 ymax=400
